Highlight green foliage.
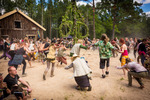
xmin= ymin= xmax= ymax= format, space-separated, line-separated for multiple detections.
xmin=95 ymin=14 xmax=106 ymax=39
xmin=59 ymin=2 xmax=89 ymax=43
xmin=1 ymin=0 xmax=149 ymax=39
xmin=25 ymin=0 xmax=37 ymax=19
xmin=97 ymin=0 xmax=143 ymax=39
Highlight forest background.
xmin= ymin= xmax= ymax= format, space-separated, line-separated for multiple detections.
xmin=0 ymin=0 xmax=150 ymax=39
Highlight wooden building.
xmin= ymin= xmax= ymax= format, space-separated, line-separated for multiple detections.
xmin=0 ymin=9 xmax=46 ymax=40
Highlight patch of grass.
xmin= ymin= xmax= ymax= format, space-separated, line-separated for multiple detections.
xmin=120 ymin=87 xmax=125 ymax=92
xmin=120 ymin=77 xmax=124 ymax=81
xmin=119 ymin=96 xmax=122 ymax=100
xmin=69 ymin=94 xmax=74 ymax=97
xmin=100 ymin=96 xmax=104 ymax=100
xmin=64 ymin=93 xmax=75 ymax=100
xmin=64 ymin=96 xmax=68 ymax=100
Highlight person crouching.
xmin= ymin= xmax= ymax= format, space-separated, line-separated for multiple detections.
xmin=116 ymin=58 xmax=148 ymax=89
xmin=65 ymin=54 xmax=92 ymax=91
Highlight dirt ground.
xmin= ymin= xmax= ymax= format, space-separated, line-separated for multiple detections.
xmin=0 ymin=49 xmax=150 ymax=100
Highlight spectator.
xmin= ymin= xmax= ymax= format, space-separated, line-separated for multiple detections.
xmin=3 ymin=66 xmax=32 ymax=97
xmin=3 ymin=86 xmax=27 ymax=100
xmin=0 ymin=73 xmax=11 ymax=99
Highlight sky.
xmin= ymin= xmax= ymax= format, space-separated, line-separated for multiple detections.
xmin=76 ymin=0 xmax=150 ymax=14
xmin=37 ymin=0 xmax=150 ymax=15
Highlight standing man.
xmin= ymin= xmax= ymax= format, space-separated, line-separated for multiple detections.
xmin=125 ymin=37 xmax=130 ymax=54
xmin=138 ymin=39 xmax=147 ymax=66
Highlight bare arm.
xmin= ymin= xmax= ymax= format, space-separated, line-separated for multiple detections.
xmin=33 ymin=44 xmax=38 ymax=52
xmin=118 ymin=45 xmax=125 ymax=53
xmin=24 ymin=47 xmax=32 ymax=53
xmin=41 ymin=46 xmax=50 ymax=51
xmin=116 ymin=64 xmax=127 ymax=69
xmin=18 ymin=78 xmax=32 ymax=92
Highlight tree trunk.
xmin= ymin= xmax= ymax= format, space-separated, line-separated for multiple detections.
xmin=41 ymin=4 xmax=43 ymax=26
xmin=72 ymin=0 xmax=77 ymax=44
xmin=86 ymin=10 xmax=89 ymax=36
xmin=112 ymin=16 xmax=116 ymax=39
xmin=93 ymin=0 xmax=96 ymax=38
xmin=93 ymin=0 xmax=96 ymax=39
xmin=50 ymin=13 xmax=52 ymax=39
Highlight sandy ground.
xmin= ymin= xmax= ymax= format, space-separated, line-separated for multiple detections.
xmin=0 ymin=49 xmax=150 ymax=100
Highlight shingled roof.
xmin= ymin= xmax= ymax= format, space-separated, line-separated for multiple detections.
xmin=0 ymin=9 xmax=46 ymax=31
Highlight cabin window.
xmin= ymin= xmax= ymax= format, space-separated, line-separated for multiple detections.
xmin=15 ymin=21 xmax=21 ymax=28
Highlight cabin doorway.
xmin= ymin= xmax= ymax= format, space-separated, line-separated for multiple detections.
xmin=26 ymin=35 xmax=37 ymax=41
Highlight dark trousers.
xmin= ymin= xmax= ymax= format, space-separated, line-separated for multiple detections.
xmin=0 ymin=51 xmax=11 ymax=59
xmin=14 ymin=59 xmax=26 ymax=75
xmin=141 ymin=54 xmax=145 ymax=66
xmin=133 ymin=50 xmax=137 ymax=58
xmin=128 ymin=71 xmax=148 ymax=86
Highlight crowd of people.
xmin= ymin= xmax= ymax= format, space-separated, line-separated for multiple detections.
xmin=0 ymin=35 xmax=150 ymax=99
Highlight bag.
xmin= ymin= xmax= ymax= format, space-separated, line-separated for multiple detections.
xmin=11 ymin=54 xmax=23 ymax=65
xmin=47 ymin=46 xmax=55 ymax=60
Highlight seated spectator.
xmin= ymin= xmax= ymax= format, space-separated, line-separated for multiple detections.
xmin=0 ymin=73 xmax=11 ymax=99
xmin=3 ymin=86 xmax=27 ymax=100
xmin=3 ymin=66 xmax=32 ymax=98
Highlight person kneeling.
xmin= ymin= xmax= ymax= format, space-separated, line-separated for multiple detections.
xmin=116 ymin=58 xmax=148 ymax=89
xmin=65 ymin=54 xmax=92 ymax=91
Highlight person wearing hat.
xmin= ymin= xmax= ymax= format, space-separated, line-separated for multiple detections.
xmin=0 ymin=73 xmax=11 ymax=99
xmin=65 ymin=54 xmax=92 ymax=91
xmin=116 ymin=58 xmax=148 ymax=89
xmin=93 ymin=34 xmax=114 ymax=78
xmin=70 ymin=39 xmax=88 ymax=57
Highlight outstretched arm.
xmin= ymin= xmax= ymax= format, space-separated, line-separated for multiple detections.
xmin=65 ymin=63 xmax=73 ymax=69
xmin=80 ymin=45 xmax=87 ymax=50
xmin=116 ymin=64 xmax=127 ymax=69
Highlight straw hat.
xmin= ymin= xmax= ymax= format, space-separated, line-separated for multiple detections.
xmin=72 ymin=54 xmax=79 ymax=58
xmin=77 ymin=39 xmax=83 ymax=44
xmin=71 ymin=54 xmax=79 ymax=62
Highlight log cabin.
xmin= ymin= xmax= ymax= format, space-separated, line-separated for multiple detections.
xmin=0 ymin=9 xmax=46 ymax=40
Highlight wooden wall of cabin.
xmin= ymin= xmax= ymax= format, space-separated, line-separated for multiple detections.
xmin=0 ymin=12 xmax=44 ymax=39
